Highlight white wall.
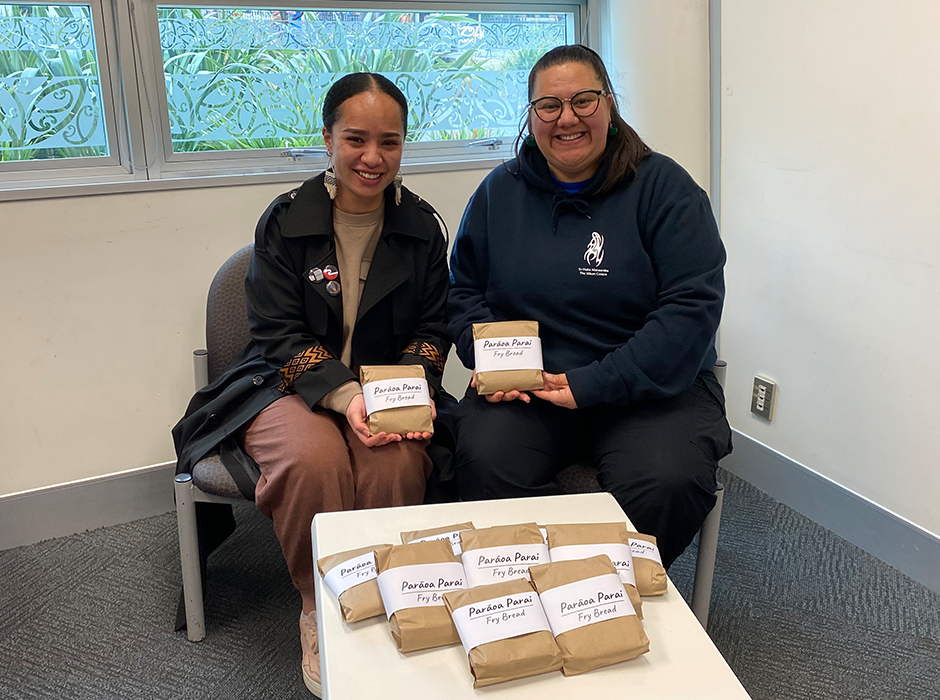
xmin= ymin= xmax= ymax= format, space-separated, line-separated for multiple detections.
xmin=606 ymin=0 xmax=711 ymax=191
xmin=0 ymin=171 xmax=489 ymax=496
xmin=720 ymin=0 xmax=940 ymax=536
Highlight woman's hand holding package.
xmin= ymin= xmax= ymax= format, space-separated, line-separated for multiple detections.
xmin=532 ymin=372 xmax=578 ymax=409
xmin=346 ymin=394 xmax=435 ymax=445
xmin=471 ymin=371 xmax=531 ymax=404
xmin=403 ymin=399 xmax=435 ymax=441
xmin=345 ymin=393 xmax=401 ymax=447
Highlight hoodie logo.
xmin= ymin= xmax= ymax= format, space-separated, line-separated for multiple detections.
xmin=584 ymin=232 xmax=605 ymax=267
xmin=579 ymin=232 xmax=610 ymax=278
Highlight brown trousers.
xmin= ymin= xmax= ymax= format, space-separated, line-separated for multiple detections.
xmin=243 ymin=394 xmax=431 ymax=600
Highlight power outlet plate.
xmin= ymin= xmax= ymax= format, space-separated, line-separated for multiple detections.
xmin=751 ymin=376 xmax=776 ymax=421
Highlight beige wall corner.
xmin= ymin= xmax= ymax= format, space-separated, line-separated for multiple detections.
xmin=605 ymin=0 xmax=712 ymax=192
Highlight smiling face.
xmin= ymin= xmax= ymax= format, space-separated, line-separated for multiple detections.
xmin=323 ymin=90 xmax=405 ymax=213
xmin=529 ymin=61 xmax=613 ymax=183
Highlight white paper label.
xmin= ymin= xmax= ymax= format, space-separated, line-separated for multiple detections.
xmin=538 ymin=573 xmax=635 ymax=637
xmin=322 ymin=551 xmax=378 ymax=599
xmin=539 ymin=527 xmax=548 ymax=544
xmin=549 ymin=543 xmax=637 ymax=588
xmin=411 ymin=529 xmax=467 ymax=555
xmin=376 ymin=562 xmax=466 ymax=619
xmin=362 ymin=377 xmax=431 ymax=415
xmin=451 ymin=591 xmax=552 ymax=654
xmin=473 ymin=336 xmax=544 ymax=372
xmin=461 ymin=543 xmax=550 ymax=588
xmin=629 ymin=538 xmax=664 ymax=566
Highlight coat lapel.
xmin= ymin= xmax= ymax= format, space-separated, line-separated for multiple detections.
xmin=282 ymin=177 xmax=432 ymax=328
xmin=304 ymin=245 xmax=343 ymax=326
xmin=357 ymin=237 xmax=409 ymax=322
xmin=281 ymin=175 xmax=344 ymax=329
xmin=357 ymin=185 xmax=432 ymax=322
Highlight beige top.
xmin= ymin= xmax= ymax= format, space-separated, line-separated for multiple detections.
xmin=316 ymin=203 xmax=384 ymax=415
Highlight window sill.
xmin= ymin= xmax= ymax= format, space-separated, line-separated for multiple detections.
xmin=0 ymin=156 xmax=506 ymax=203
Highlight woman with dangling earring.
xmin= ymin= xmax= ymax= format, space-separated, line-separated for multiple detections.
xmin=173 ymin=73 xmax=453 ymax=698
xmin=448 ymin=45 xmax=732 ymax=572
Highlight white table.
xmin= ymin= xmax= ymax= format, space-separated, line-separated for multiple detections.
xmin=312 ymin=493 xmax=750 ymax=699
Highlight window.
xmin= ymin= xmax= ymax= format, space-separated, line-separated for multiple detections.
xmin=0 ymin=0 xmax=144 ymax=191
xmin=0 ymin=3 xmax=107 ymax=160
xmin=1 ymin=1 xmax=587 ymax=196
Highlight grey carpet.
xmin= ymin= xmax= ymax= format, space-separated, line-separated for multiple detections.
xmin=0 ymin=469 xmax=938 ymax=699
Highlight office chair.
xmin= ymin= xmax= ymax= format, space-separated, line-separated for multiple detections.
xmin=554 ymin=359 xmax=728 ymax=629
xmin=174 ymin=244 xmax=254 ymax=642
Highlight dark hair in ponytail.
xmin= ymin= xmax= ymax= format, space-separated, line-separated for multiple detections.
xmin=515 ymin=45 xmax=650 ymax=192
xmin=323 ymin=72 xmax=408 ymax=137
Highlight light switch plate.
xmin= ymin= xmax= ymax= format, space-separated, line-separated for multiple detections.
xmin=751 ymin=376 xmax=776 ymax=421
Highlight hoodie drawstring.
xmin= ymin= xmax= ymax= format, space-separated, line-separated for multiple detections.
xmin=551 ymin=194 xmax=592 ymax=235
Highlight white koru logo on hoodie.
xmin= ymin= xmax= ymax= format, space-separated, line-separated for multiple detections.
xmin=578 ymin=232 xmax=610 ymax=278
xmin=584 ymin=232 xmax=605 ymax=267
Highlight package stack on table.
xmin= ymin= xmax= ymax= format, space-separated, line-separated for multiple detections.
xmin=312 ymin=493 xmax=751 ymax=700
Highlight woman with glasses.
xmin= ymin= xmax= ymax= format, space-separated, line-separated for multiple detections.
xmin=448 ymin=45 xmax=732 ymax=570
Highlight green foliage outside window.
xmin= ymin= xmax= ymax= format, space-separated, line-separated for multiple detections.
xmin=0 ymin=3 xmax=107 ymax=162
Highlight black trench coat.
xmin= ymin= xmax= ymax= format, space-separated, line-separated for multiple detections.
xmin=172 ymin=173 xmax=455 ymax=497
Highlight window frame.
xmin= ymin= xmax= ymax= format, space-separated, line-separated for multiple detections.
xmin=0 ymin=0 xmax=149 ymax=191
xmin=0 ymin=0 xmax=592 ymax=199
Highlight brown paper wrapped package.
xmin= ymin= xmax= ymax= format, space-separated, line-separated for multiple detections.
xmin=460 ymin=522 xmax=544 ymax=551
xmin=374 ymin=539 xmax=462 ymax=652
xmin=443 ymin=578 xmax=563 ymax=688
xmin=472 ymin=321 xmax=544 ymax=394
xmin=460 ymin=523 xmax=545 ymax=585
xmin=628 ymin=531 xmax=668 ymax=596
xmin=359 ymin=364 xmax=434 ymax=436
xmin=529 ymin=555 xmax=650 ymax=675
xmin=545 ymin=522 xmax=643 ymax=619
xmin=401 ymin=522 xmax=475 ymax=547
xmin=316 ymin=543 xmax=392 ymax=623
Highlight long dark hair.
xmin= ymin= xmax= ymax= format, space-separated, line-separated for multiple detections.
xmin=515 ymin=45 xmax=650 ymax=192
xmin=322 ymin=73 xmax=409 ymax=138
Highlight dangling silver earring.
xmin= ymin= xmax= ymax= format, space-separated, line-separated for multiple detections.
xmin=323 ymin=154 xmax=337 ymax=201
xmin=393 ymin=170 xmax=403 ymax=206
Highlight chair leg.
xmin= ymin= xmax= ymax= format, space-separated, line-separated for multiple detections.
xmin=691 ymin=482 xmax=724 ymax=629
xmin=175 ymin=474 xmax=206 ymax=642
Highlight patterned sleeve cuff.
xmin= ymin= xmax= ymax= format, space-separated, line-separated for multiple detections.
xmin=401 ymin=340 xmax=446 ymax=374
xmin=277 ymin=345 xmax=335 ymax=393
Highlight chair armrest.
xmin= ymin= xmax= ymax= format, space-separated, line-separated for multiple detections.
xmin=194 ymin=349 xmax=208 ymax=390
xmin=713 ymin=359 xmax=727 ymax=389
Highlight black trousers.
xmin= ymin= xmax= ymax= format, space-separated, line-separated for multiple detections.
xmin=452 ymin=371 xmax=733 ymax=569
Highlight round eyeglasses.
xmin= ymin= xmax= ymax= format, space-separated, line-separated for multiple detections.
xmin=529 ymin=89 xmax=609 ymax=123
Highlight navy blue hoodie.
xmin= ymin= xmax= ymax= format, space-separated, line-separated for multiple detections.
xmin=447 ymin=144 xmax=725 ymax=409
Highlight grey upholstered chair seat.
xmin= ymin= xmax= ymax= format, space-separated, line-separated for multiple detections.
xmin=192 ymin=452 xmax=244 ymax=501
xmin=555 ymin=463 xmax=604 ymax=493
